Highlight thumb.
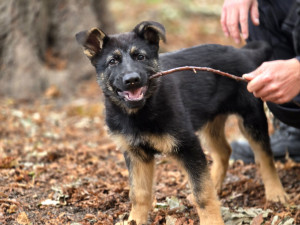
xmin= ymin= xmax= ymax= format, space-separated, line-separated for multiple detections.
xmin=242 ymin=73 xmax=255 ymax=81
xmin=243 ymin=63 xmax=263 ymax=80
xmin=250 ymin=0 xmax=260 ymax=26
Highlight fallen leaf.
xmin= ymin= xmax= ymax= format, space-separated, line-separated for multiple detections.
xmin=251 ymin=214 xmax=263 ymax=225
xmin=0 ymin=156 xmax=18 ymax=168
xmin=271 ymin=215 xmax=280 ymax=225
xmin=166 ymin=215 xmax=177 ymax=225
xmin=39 ymin=199 xmax=60 ymax=206
xmin=17 ymin=212 xmax=30 ymax=225
xmin=282 ymin=218 xmax=294 ymax=225
xmin=166 ymin=196 xmax=186 ymax=211
xmin=44 ymin=85 xmax=60 ymax=98
xmin=7 ymin=204 xmax=18 ymax=214
xmin=167 ymin=196 xmax=181 ymax=210
xmin=84 ymin=213 xmax=96 ymax=220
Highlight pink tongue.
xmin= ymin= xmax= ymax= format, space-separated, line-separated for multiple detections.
xmin=125 ymin=88 xmax=143 ymax=100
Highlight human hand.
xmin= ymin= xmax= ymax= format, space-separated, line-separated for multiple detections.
xmin=243 ymin=58 xmax=300 ymax=104
xmin=221 ymin=0 xmax=260 ymax=44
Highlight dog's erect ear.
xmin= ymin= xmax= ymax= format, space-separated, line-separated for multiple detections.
xmin=133 ymin=21 xmax=166 ymax=44
xmin=75 ymin=28 xmax=107 ymax=58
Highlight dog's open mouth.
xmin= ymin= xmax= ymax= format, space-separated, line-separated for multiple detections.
xmin=118 ymin=86 xmax=147 ymax=101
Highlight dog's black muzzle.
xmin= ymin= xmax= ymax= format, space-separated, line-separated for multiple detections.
xmin=116 ymin=72 xmax=148 ymax=108
xmin=122 ymin=72 xmax=142 ymax=89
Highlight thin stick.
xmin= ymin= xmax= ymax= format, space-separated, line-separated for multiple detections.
xmin=149 ymin=66 xmax=300 ymax=107
xmin=0 ymin=199 xmax=21 ymax=206
xmin=149 ymin=66 xmax=248 ymax=82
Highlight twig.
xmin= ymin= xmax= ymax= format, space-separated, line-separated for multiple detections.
xmin=149 ymin=66 xmax=300 ymax=107
xmin=149 ymin=66 xmax=248 ymax=82
xmin=0 ymin=199 xmax=21 ymax=206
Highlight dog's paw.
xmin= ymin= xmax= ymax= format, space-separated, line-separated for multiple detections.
xmin=266 ymin=188 xmax=289 ymax=204
xmin=115 ymin=220 xmax=137 ymax=225
xmin=115 ymin=218 xmax=147 ymax=225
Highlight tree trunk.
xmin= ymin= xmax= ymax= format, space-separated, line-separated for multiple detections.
xmin=0 ymin=0 xmax=115 ymax=99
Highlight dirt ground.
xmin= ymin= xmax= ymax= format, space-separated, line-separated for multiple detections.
xmin=1 ymin=1 xmax=300 ymax=224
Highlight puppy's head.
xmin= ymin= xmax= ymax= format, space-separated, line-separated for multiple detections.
xmin=76 ymin=21 xmax=166 ymax=113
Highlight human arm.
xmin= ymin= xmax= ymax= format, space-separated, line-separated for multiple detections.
xmin=243 ymin=58 xmax=300 ymax=104
xmin=221 ymin=0 xmax=260 ymax=44
xmin=293 ymin=0 xmax=300 ymax=57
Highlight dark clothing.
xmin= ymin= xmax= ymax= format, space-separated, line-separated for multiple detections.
xmin=247 ymin=0 xmax=300 ymax=128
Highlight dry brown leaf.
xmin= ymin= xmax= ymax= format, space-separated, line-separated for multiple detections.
xmin=44 ymin=85 xmax=60 ymax=98
xmin=84 ymin=213 xmax=97 ymax=220
xmin=0 ymin=156 xmax=18 ymax=168
xmin=251 ymin=214 xmax=264 ymax=225
xmin=17 ymin=212 xmax=30 ymax=225
xmin=7 ymin=204 xmax=18 ymax=214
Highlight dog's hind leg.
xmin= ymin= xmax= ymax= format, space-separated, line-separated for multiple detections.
xmin=123 ymin=151 xmax=155 ymax=225
xmin=174 ymin=137 xmax=224 ymax=225
xmin=238 ymin=113 xmax=289 ymax=203
xmin=200 ymin=115 xmax=231 ymax=193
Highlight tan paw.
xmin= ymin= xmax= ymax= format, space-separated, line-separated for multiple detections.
xmin=266 ymin=188 xmax=289 ymax=204
xmin=115 ymin=219 xmax=137 ymax=225
xmin=115 ymin=216 xmax=148 ymax=225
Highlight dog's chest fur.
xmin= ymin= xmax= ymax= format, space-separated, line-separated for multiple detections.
xmin=105 ymin=93 xmax=183 ymax=156
xmin=110 ymin=132 xmax=178 ymax=154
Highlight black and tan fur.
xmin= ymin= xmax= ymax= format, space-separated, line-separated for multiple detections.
xmin=76 ymin=21 xmax=288 ymax=225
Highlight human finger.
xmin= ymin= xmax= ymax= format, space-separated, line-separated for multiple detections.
xmin=250 ymin=0 xmax=260 ymax=26
xmin=227 ymin=7 xmax=241 ymax=43
xmin=243 ymin=73 xmax=255 ymax=81
xmin=247 ymin=76 xmax=268 ymax=93
xmin=247 ymin=69 xmax=272 ymax=93
xmin=221 ymin=6 xmax=229 ymax=37
xmin=253 ymin=83 xmax=279 ymax=100
xmin=260 ymin=92 xmax=287 ymax=104
xmin=239 ymin=5 xmax=249 ymax=39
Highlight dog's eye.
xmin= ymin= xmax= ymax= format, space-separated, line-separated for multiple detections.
xmin=108 ymin=58 xmax=118 ymax=66
xmin=136 ymin=54 xmax=145 ymax=61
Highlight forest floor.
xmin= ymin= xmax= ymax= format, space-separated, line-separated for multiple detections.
xmin=0 ymin=83 xmax=299 ymax=225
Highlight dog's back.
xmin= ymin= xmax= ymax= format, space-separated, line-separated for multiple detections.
xmin=160 ymin=40 xmax=271 ymax=71
xmin=158 ymin=41 xmax=272 ymax=130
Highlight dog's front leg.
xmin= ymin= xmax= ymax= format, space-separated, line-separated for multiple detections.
xmin=174 ymin=139 xmax=224 ymax=225
xmin=123 ymin=151 xmax=155 ymax=225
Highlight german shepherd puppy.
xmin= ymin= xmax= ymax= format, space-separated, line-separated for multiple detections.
xmin=76 ymin=21 xmax=288 ymax=225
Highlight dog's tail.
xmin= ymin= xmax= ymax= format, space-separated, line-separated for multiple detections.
xmin=242 ymin=41 xmax=273 ymax=66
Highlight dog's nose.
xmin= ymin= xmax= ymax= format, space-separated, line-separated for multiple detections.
xmin=123 ymin=72 xmax=141 ymax=87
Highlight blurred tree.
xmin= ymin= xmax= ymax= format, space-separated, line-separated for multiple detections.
xmin=0 ymin=0 xmax=115 ymax=99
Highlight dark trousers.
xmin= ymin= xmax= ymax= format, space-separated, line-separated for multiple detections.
xmin=247 ymin=0 xmax=300 ymax=128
